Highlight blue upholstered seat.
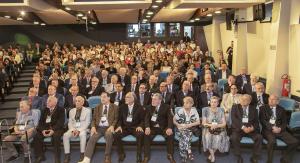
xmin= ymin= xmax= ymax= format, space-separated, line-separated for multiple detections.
xmin=88 ymin=96 xmax=101 ymax=109
xmin=279 ymin=97 xmax=296 ymax=111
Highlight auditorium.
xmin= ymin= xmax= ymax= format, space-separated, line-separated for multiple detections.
xmin=0 ymin=0 xmax=299 ymax=163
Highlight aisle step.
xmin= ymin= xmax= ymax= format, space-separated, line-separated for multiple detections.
xmin=10 ymin=87 xmax=28 ymax=94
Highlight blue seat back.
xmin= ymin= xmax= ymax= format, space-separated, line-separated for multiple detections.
xmin=279 ymin=97 xmax=296 ymax=111
xmin=159 ymin=72 xmax=169 ymax=80
xmin=217 ymin=79 xmax=228 ymax=90
xmin=289 ymin=111 xmax=300 ymax=129
xmin=88 ymin=96 xmax=101 ymax=109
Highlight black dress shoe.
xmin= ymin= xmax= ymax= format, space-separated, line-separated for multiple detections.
xmin=167 ymin=154 xmax=176 ymax=163
xmin=118 ymin=153 xmax=126 ymax=162
xmin=6 ymin=155 xmax=19 ymax=162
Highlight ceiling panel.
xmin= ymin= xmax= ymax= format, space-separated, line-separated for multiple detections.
xmin=0 ymin=17 xmax=31 ymax=25
xmin=152 ymin=8 xmax=196 ymax=22
xmin=36 ymin=9 xmax=80 ymax=24
xmin=95 ymin=9 xmax=139 ymax=23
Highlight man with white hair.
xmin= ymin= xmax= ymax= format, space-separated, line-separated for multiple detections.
xmin=250 ymin=82 xmax=269 ymax=108
xmin=33 ymin=96 xmax=65 ymax=163
xmin=242 ymin=74 xmax=258 ymax=95
xmin=63 ymin=96 xmax=91 ymax=163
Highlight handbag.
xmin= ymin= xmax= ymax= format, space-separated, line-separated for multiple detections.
xmin=208 ymin=127 xmax=224 ymax=135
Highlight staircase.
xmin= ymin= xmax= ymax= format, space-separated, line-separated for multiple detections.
xmin=0 ymin=64 xmax=35 ymax=122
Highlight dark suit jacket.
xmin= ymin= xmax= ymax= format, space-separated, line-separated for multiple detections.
xmin=147 ymin=83 xmax=159 ymax=94
xmin=231 ymin=104 xmax=260 ymax=133
xmin=29 ymin=83 xmax=47 ymax=97
xmin=136 ymin=92 xmax=152 ymax=107
xmin=198 ymin=91 xmax=219 ymax=112
xmin=41 ymin=93 xmax=64 ymax=109
xmin=64 ymin=93 xmax=87 ymax=109
xmin=215 ymin=69 xmax=231 ymax=80
xmin=250 ymin=92 xmax=269 ymax=106
xmin=125 ymin=83 xmax=139 ymax=94
xmin=166 ymin=84 xmax=179 ymax=95
xmin=36 ymin=106 xmax=65 ymax=132
xmin=145 ymin=104 xmax=173 ymax=130
xmin=117 ymin=103 xmax=145 ymax=128
xmin=85 ymin=85 xmax=104 ymax=99
xmin=174 ymin=90 xmax=195 ymax=107
xmin=160 ymin=91 xmax=174 ymax=107
xmin=242 ymin=83 xmax=255 ymax=95
xmin=236 ymin=74 xmax=250 ymax=89
xmin=31 ymin=96 xmax=43 ymax=110
xmin=80 ymin=77 xmax=92 ymax=89
xmin=118 ymin=75 xmax=131 ymax=86
xmin=97 ymin=76 xmax=111 ymax=86
xmin=91 ymin=103 xmax=119 ymax=128
xmin=223 ymin=83 xmax=241 ymax=94
xmin=259 ymin=105 xmax=287 ymax=132
xmin=110 ymin=91 xmax=126 ymax=106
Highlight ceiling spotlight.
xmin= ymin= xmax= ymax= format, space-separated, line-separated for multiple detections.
xmin=77 ymin=13 xmax=83 ymax=17
xmin=195 ymin=18 xmax=200 ymax=21
xmin=156 ymin=0 xmax=163 ymax=3
xmin=17 ymin=17 xmax=23 ymax=21
xmin=146 ymin=15 xmax=151 ymax=18
xmin=82 ymin=16 xmax=87 ymax=20
xmin=189 ymin=19 xmax=195 ymax=22
xmin=143 ymin=19 xmax=148 ymax=22
xmin=88 ymin=11 xmax=91 ymax=14
xmin=207 ymin=13 xmax=213 ymax=17
xmin=41 ymin=23 xmax=46 ymax=26
xmin=215 ymin=10 xmax=221 ymax=14
xmin=4 ymin=15 xmax=11 ymax=19
xmin=90 ymin=21 xmax=97 ymax=25
xmin=33 ymin=21 xmax=39 ymax=25
xmin=147 ymin=11 xmax=154 ymax=15
xmin=65 ymin=7 xmax=71 ymax=11
xmin=152 ymin=5 xmax=159 ymax=8
xmin=20 ymin=11 xmax=25 ymax=16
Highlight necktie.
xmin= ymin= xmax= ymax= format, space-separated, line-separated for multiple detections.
xmin=117 ymin=92 xmax=120 ymax=101
xmin=140 ymin=94 xmax=144 ymax=105
xmin=190 ymin=84 xmax=193 ymax=91
xmin=73 ymin=96 xmax=76 ymax=105
xmin=112 ymin=85 xmax=115 ymax=92
xmin=131 ymin=84 xmax=135 ymax=92
xmin=272 ymin=107 xmax=276 ymax=118
xmin=103 ymin=105 xmax=108 ymax=115
xmin=243 ymin=107 xmax=247 ymax=117
xmin=168 ymin=85 xmax=172 ymax=93
xmin=162 ymin=92 xmax=166 ymax=102
xmin=257 ymin=95 xmax=262 ymax=105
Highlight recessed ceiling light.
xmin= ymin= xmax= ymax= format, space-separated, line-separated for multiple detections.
xmin=41 ymin=23 xmax=46 ymax=26
xmin=190 ymin=19 xmax=195 ymax=22
xmin=146 ymin=15 xmax=151 ymax=18
xmin=152 ymin=5 xmax=159 ymax=8
xmin=147 ymin=11 xmax=154 ymax=15
xmin=195 ymin=18 xmax=200 ymax=21
xmin=77 ymin=13 xmax=83 ymax=17
xmin=65 ymin=7 xmax=71 ymax=11
xmin=33 ymin=21 xmax=39 ymax=25
xmin=82 ymin=16 xmax=87 ymax=20
xmin=20 ymin=11 xmax=25 ymax=16
xmin=88 ymin=11 xmax=91 ymax=14
xmin=156 ymin=0 xmax=163 ymax=3
xmin=207 ymin=13 xmax=213 ymax=17
xmin=90 ymin=21 xmax=96 ymax=25
xmin=17 ymin=17 xmax=23 ymax=21
xmin=215 ymin=10 xmax=221 ymax=14
xmin=4 ymin=15 xmax=11 ymax=19
xmin=143 ymin=19 xmax=148 ymax=21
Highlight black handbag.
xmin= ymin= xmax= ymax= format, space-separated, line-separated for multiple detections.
xmin=208 ymin=127 xmax=223 ymax=135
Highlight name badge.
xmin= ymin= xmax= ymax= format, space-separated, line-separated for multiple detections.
xmin=75 ymin=122 xmax=81 ymax=128
xmin=46 ymin=116 xmax=51 ymax=123
xmin=243 ymin=80 xmax=247 ymax=84
xmin=126 ymin=117 xmax=133 ymax=122
xmin=86 ymin=84 xmax=90 ymax=88
xmin=269 ymin=119 xmax=276 ymax=125
xmin=208 ymin=100 xmax=211 ymax=104
xmin=19 ymin=125 xmax=25 ymax=131
xmin=151 ymin=115 xmax=157 ymax=122
xmin=242 ymin=118 xmax=249 ymax=123
xmin=114 ymin=101 xmax=119 ymax=106
xmin=101 ymin=116 xmax=107 ymax=121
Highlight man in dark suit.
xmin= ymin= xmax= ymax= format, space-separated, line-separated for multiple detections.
xmin=118 ymin=67 xmax=131 ymax=87
xmin=136 ymin=83 xmax=152 ymax=107
xmin=183 ymin=32 xmax=191 ymax=42
xmin=260 ymin=94 xmax=299 ymax=163
xmin=125 ymin=75 xmax=139 ymax=94
xmin=30 ymin=74 xmax=47 ymax=97
xmin=80 ymin=68 xmax=93 ymax=89
xmin=185 ymin=73 xmax=200 ymax=98
xmin=231 ymin=94 xmax=262 ymax=163
xmin=250 ymin=82 xmax=269 ymax=108
xmin=223 ymin=75 xmax=241 ymax=94
xmin=24 ymin=87 xmax=43 ymax=110
xmin=166 ymin=76 xmax=179 ymax=95
xmin=110 ymin=83 xmax=125 ymax=106
xmin=50 ymin=79 xmax=65 ymax=95
xmin=33 ymin=96 xmax=65 ymax=163
xmin=242 ymin=74 xmax=258 ymax=95
xmin=97 ymin=69 xmax=111 ymax=87
xmin=41 ymin=85 xmax=64 ymax=109
xmin=85 ymin=77 xmax=104 ymax=99
xmin=143 ymin=93 xmax=175 ymax=163
xmin=147 ymin=75 xmax=159 ymax=94
xmin=215 ymin=63 xmax=231 ymax=80
xmin=114 ymin=92 xmax=145 ymax=163
xmin=159 ymin=82 xmax=174 ymax=107
xmin=236 ymin=68 xmax=250 ymax=90
xmin=174 ymin=81 xmax=195 ymax=108
xmin=198 ymin=83 xmax=219 ymax=116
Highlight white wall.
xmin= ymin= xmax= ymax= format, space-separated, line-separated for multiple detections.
xmin=289 ymin=25 xmax=300 ymax=96
xmin=203 ymin=24 xmax=212 ymax=52
xmin=220 ymin=22 xmax=235 ymax=60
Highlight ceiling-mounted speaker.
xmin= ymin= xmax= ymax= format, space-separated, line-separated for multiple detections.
xmin=226 ymin=11 xmax=235 ymax=30
xmin=253 ymin=3 xmax=266 ymax=21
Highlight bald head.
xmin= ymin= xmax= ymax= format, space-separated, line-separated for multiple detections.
xmin=268 ymin=94 xmax=279 ymax=107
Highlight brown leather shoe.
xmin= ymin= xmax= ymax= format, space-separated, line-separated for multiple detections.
xmin=167 ymin=154 xmax=176 ymax=163
xmin=142 ymin=157 xmax=150 ymax=163
xmin=104 ymin=155 xmax=111 ymax=163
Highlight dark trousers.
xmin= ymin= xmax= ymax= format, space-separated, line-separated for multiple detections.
xmin=263 ymin=130 xmax=299 ymax=162
xmin=144 ymin=127 xmax=174 ymax=158
xmin=231 ymin=131 xmax=262 ymax=158
xmin=114 ymin=127 xmax=144 ymax=156
xmin=33 ymin=130 xmax=64 ymax=160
